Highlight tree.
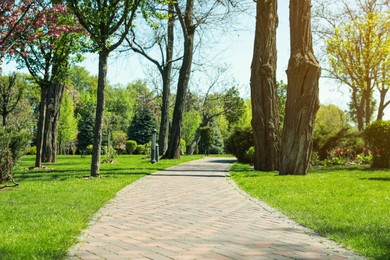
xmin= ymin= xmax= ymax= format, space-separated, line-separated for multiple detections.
xmin=314 ymin=0 xmax=389 ymax=129
xmin=126 ymin=2 xmax=177 ymax=155
xmin=0 ymin=0 xmax=37 ymax=71
xmin=0 ymin=74 xmax=23 ymax=126
xmin=58 ymin=89 xmax=78 ymax=154
xmin=279 ymin=0 xmax=321 ymax=175
xmin=128 ymin=108 xmax=158 ymax=145
xmin=12 ymin=1 xmax=85 ymax=167
xmin=67 ymin=0 xmax=146 ymax=177
xmin=250 ymin=0 xmax=279 ymax=171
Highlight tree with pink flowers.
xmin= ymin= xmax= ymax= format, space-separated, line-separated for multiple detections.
xmin=10 ymin=0 xmax=86 ymax=168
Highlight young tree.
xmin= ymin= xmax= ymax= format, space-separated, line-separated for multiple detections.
xmin=250 ymin=0 xmax=280 ymax=171
xmin=58 ymin=89 xmax=78 ymax=154
xmin=67 ymin=0 xmax=146 ymax=176
xmin=279 ymin=0 xmax=321 ymax=175
xmin=314 ymin=0 xmax=389 ymax=129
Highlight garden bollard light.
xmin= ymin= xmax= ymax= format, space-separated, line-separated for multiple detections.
xmin=151 ymin=128 xmax=157 ymax=164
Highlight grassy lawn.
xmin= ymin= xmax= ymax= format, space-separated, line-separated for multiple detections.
xmin=0 ymin=154 xmax=203 ymax=260
xmin=230 ymin=163 xmax=390 ymax=259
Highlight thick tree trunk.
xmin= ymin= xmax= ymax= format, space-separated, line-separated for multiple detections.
xmin=35 ymin=85 xmax=49 ymax=168
xmin=279 ymin=0 xmax=320 ymax=175
xmin=163 ymin=1 xmax=195 ymax=159
xmin=250 ymin=0 xmax=280 ymax=171
xmin=352 ymin=89 xmax=364 ymax=131
xmin=91 ymin=49 xmax=109 ymax=177
xmin=159 ymin=3 xmax=175 ymax=155
xmin=42 ymin=81 xmax=64 ymax=163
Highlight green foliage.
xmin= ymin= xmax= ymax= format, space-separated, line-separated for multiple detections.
xmin=59 ymin=90 xmax=78 ymax=154
xmin=128 ymin=108 xmax=157 ymax=145
xmin=135 ymin=144 xmax=147 ymax=155
xmin=277 ymin=80 xmax=287 ymax=128
xmin=364 ymin=120 xmax=390 ymax=168
xmin=27 ymin=146 xmax=37 ymax=155
xmin=182 ymin=109 xmax=202 ymax=145
xmin=112 ymin=130 xmax=127 ymax=154
xmin=77 ymin=104 xmax=95 ymax=152
xmin=86 ymin=144 xmax=93 ymax=155
xmin=245 ymin=146 xmax=255 ymax=165
xmin=225 ymin=126 xmax=254 ymax=163
xmin=106 ymin=87 xmax=136 ymax=132
xmin=0 ymin=126 xmax=30 ymax=184
xmin=230 ymin=163 xmax=390 ymax=259
xmin=198 ymin=124 xmax=224 ymax=155
xmin=125 ymin=140 xmax=137 ymax=154
xmin=180 ymin=139 xmax=186 ymax=155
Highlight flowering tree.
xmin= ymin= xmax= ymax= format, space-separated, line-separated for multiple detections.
xmin=12 ymin=1 xmax=86 ymax=167
xmin=0 ymin=0 xmax=37 ymax=71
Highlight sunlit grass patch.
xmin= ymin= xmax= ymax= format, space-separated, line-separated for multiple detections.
xmin=230 ymin=163 xmax=390 ymax=259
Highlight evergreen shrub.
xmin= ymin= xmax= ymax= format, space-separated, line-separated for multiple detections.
xmin=225 ymin=126 xmax=254 ymax=163
xmin=364 ymin=120 xmax=390 ymax=168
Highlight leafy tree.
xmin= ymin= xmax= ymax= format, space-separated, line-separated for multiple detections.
xmin=77 ymin=103 xmax=95 ymax=152
xmin=106 ymin=86 xmax=136 ymax=132
xmin=280 ymin=0 xmax=321 ymax=175
xmin=326 ymin=7 xmax=389 ymax=129
xmin=67 ymin=0 xmax=147 ymax=177
xmin=250 ymin=0 xmax=279 ymax=171
xmin=58 ymin=89 xmax=78 ymax=154
xmin=0 ymin=73 xmax=24 ymax=126
xmin=128 ymin=108 xmax=158 ymax=145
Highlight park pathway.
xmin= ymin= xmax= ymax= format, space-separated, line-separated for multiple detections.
xmin=68 ymin=157 xmax=363 ymax=260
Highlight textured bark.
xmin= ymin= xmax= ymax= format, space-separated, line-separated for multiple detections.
xmin=279 ymin=0 xmax=320 ymax=175
xmin=35 ymin=85 xmax=49 ymax=168
xmin=250 ymin=0 xmax=280 ymax=171
xmin=91 ymin=49 xmax=109 ymax=177
xmin=158 ymin=3 xmax=175 ymax=155
xmin=163 ymin=0 xmax=195 ymax=159
xmin=42 ymin=80 xmax=64 ymax=163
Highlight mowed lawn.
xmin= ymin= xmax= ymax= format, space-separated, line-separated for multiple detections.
xmin=0 ymin=154 xmax=203 ymax=260
xmin=230 ymin=163 xmax=390 ymax=259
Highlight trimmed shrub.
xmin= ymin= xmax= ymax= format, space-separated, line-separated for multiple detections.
xmin=126 ymin=140 xmax=137 ymax=154
xmin=27 ymin=146 xmax=37 ymax=155
xmin=245 ymin=146 xmax=255 ymax=165
xmin=135 ymin=144 xmax=147 ymax=155
xmin=364 ymin=120 xmax=390 ymax=168
xmin=225 ymin=126 xmax=254 ymax=163
xmin=86 ymin=144 xmax=93 ymax=155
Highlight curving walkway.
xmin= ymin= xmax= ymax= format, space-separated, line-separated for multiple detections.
xmin=68 ymin=157 xmax=363 ymax=260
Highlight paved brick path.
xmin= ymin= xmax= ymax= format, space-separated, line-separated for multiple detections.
xmin=68 ymin=157 xmax=363 ymax=259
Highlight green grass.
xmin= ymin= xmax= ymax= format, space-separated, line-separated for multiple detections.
xmin=230 ymin=163 xmax=390 ymax=259
xmin=0 ymin=154 xmax=203 ymax=260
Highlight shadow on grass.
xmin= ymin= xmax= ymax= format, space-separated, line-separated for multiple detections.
xmin=360 ymin=177 xmax=390 ymax=182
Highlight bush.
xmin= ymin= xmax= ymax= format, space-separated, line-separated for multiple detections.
xmin=125 ymin=140 xmax=137 ymax=154
xmin=86 ymin=144 xmax=93 ymax=155
xmin=135 ymin=144 xmax=147 ymax=155
xmin=180 ymin=139 xmax=186 ymax=155
xmin=27 ymin=146 xmax=37 ymax=155
xmin=245 ymin=146 xmax=255 ymax=165
xmin=225 ymin=126 xmax=254 ymax=163
xmin=0 ymin=127 xmax=30 ymax=184
xmin=364 ymin=120 xmax=390 ymax=168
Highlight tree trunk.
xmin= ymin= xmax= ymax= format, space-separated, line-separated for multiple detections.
xmin=250 ymin=0 xmax=280 ymax=171
xmin=377 ymin=88 xmax=389 ymax=121
xmin=35 ymin=85 xmax=49 ymax=168
xmin=158 ymin=3 xmax=175 ymax=155
xmin=91 ymin=49 xmax=109 ymax=177
xmin=279 ymin=0 xmax=320 ymax=175
xmin=351 ymin=89 xmax=364 ymax=131
xmin=186 ymin=116 xmax=210 ymax=155
xmin=163 ymin=1 xmax=195 ymax=159
xmin=42 ymin=81 xmax=64 ymax=163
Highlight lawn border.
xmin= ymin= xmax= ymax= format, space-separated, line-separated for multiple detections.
xmin=227 ymin=167 xmax=365 ymax=259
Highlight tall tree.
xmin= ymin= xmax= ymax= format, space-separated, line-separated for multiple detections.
xmin=250 ymin=0 xmax=280 ymax=171
xmin=126 ymin=2 xmax=177 ymax=155
xmin=279 ymin=0 xmax=321 ymax=175
xmin=67 ymin=0 xmax=146 ymax=177
xmin=163 ymin=0 xmax=196 ymax=159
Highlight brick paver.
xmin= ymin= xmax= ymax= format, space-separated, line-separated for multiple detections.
xmin=68 ymin=157 xmax=363 ymax=259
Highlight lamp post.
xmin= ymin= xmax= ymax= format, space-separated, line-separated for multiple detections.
xmin=151 ymin=128 xmax=157 ymax=163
